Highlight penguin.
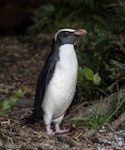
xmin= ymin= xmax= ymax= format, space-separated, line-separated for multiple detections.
xmin=23 ymin=28 xmax=87 ymax=135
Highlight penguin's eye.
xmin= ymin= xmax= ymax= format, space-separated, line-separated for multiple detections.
xmin=64 ymin=32 xmax=70 ymax=37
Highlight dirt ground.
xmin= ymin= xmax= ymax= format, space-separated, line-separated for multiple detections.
xmin=0 ymin=35 xmax=125 ymax=150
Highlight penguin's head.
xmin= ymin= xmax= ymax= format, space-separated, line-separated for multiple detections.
xmin=54 ymin=28 xmax=87 ymax=44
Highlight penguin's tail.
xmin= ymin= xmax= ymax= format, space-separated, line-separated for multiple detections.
xmin=21 ymin=108 xmax=43 ymax=125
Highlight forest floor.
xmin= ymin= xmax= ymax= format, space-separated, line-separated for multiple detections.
xmin=0 ymin=35 xmax=125 ymax=150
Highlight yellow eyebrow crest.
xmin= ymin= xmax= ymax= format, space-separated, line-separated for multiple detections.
xmin=54 ymin=29 xmax=76 ymax=41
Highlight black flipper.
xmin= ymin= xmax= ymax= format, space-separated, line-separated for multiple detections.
xmin=21 ymin=41 xmax=60 ymax=124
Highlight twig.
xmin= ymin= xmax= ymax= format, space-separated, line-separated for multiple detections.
xmin=111 ymin=111 xmax=125 ymax=130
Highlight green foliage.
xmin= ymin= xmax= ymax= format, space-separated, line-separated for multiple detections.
xmin=78 ymin=25 xmax=125 ymax=97
xmin=120 ymin=122 xmax=125 ymax=130
xmin=71 ymin=96 xmax=125 ymax=129
xmin=78 ymin=66 xmax=104 ymax=98
xmin=0 ymin=87 xmax=26 ymax=148
xmin=78 ymin=67 xmax=102 ymax=98
xmin=83 ymin=67 xmax=94 ymax=81
xmin=83 ymin=67 xmax=101 ymax=85
xmin=76 ymin=0 xmax=125 ymax=98
xmin=27 ymin=0 xmax=125 ymax=33
xmin=27 ymin=0 xmax=125 ymax=98
xmin=94 ymin=73 xmax=101 ymax=85
xmin=0 ymin=87 xmax=26 ymax=117
xmin=27 ymin=3 xmax=55 ymax=34
xmin=27 ymin=1 xmax=85 ymax=34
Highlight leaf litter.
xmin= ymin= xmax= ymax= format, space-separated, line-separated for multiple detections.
xmin=0 ymin=35 xmax=125 ymax=150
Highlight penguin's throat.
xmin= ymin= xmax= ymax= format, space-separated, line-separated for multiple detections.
xmin=59 ymin=44 xmax=74 ymax=57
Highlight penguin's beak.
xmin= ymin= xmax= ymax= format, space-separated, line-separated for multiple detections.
xmin=74 ymin=29 xmax=87 ymax=36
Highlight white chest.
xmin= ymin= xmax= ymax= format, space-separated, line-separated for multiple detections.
xmin=42 ymin=44 xmax=78 ymax=119
xmin=58 ymin=44 xmax=78 ymax=69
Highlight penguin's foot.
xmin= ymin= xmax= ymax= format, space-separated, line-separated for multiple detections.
xmin=55 ymin=123 xmax=70 ymax=134
xmin=46 ymin=125 xmax=55 ymax=135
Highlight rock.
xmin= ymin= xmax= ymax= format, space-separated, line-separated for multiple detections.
xmin=14 ymin=98 xmax=34 ymax=107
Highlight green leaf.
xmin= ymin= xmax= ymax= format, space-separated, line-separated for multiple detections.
xmin=83 ymin=67 xmax=94 ymax=81
xmin=0 ymin=87 xmax=26 ymax=116
xmin=93 ymin=73 xmax=101 ymax=85
xmin=78 ymin=67 xmax=84 ymax=81
xmin=108 ymin=84 xmax=115 ymax=92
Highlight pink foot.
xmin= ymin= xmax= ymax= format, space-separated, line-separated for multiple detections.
xmin=54 ymin=123 xmax=70 ymax=134
xmin=46 ymin=125 xmax=55 ymax=135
